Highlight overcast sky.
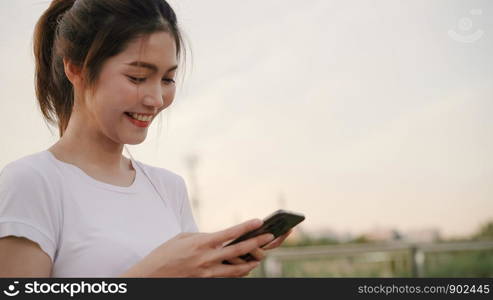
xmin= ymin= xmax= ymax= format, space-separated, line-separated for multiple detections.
xmin=1 ymin=0 xmax=492 ymax=238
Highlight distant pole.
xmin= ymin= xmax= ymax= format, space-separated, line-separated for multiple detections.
xmin=410 ymin=245 xmax=425 ymax=277
xmin=185 ymin=154 xmax=200 ymax=228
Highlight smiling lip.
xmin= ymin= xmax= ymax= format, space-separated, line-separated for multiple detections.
xmin=125 ymin=113 xmax=151 ymax=128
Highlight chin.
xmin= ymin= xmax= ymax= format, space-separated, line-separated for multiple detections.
xmin=123 ymin=134 xmax=147 ymax=145
xmin=125 ymin=138 xmax=146 ymax=145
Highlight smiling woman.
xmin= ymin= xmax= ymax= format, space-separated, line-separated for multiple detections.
xmin=0 ymin=0 xmax=289 ymax=278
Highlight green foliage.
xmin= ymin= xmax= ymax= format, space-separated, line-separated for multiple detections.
xmin=254 ymin=220 xmax=493 ymax=277
xmin=281 ymin=234 xmax=377 ymax=247
xmin=473 ymin=220 xmax=493 ymax=241
xmin=281 ymin=236 xmax=339 ymax=247
xmin=347 ymin=235 xmax=372 ymax=244
xmin=425 ymin=250 xmax=493 ymax=277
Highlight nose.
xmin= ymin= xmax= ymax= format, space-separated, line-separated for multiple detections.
xmin=142 ymin=82 xmax=164 ymax=108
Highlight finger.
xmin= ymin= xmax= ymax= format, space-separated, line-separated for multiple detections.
xmin=215 ymin=233 xmax=274 ymax=262
xmin=263 ymin=230 xmax=292 ymax=250
xmin=248 ymin=248 xmax=266 ymax=261
xmin=224 ymin=248 xmax=265 ymax=265
xmin=209 ymin=260 xmax=260 ymax=278
xmin=208 ymin=219 xmax=263 ymax=246
xmin=225 ymin=257 xmax=247 ymax=265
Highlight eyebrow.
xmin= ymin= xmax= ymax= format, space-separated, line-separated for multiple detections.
xmin=126 ymin=61 xmax=178 ymax=73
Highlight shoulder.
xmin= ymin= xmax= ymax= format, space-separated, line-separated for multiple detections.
xmin=0 ymin=151 xmax=60 ymax=188
xmin=1 ymin=151 xmax=51 ymax=179
xmin=0 ymin=152 xmax=63 ymax=262
xmin=0 ymin=151 xmax=63 ymax=225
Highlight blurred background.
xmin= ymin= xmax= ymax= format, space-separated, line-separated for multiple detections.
xmin=0 ymin=0 xmax=492 ymax=277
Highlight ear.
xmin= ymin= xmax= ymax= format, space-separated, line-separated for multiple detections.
xmin=63 ymin=58 xmax=84 ymax=88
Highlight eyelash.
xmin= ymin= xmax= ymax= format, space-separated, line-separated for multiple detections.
xmin=127 ymin=76 xmax=175 ymax=85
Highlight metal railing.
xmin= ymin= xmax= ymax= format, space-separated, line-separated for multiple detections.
xmin=256 ymin=240 xmax=493 ymax=277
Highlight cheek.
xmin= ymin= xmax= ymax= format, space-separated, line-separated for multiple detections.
xmin=90 ymin=86 xmax=134 ymax=128
xmin=114 ymin=80 xmax=139 ymax=102
xmin=161 ymin=86 xmax=176 ymax=110
xmin=98 ymin=79 xmax=139 ymax=109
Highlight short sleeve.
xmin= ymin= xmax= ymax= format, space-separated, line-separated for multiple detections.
xmin=177 ymin=176 xmax=199 ymax=233
xmin=0 ymin=162 xmax=61 ymax=263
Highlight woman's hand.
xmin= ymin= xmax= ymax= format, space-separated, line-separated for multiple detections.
xmin=225 ymin=229 xmax=293 ymax=264
xmin=120 ymin=219 xmax=275 ymax=278
xmin=262 ymin=229 xmax=293 ymax=250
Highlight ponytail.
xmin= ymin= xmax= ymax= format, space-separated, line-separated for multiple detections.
xmin=33 ymin=0 xmax=76 ymax=137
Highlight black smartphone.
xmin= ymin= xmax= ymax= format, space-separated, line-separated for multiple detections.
xmin=223 ymin=209 xmax=305 ymax=263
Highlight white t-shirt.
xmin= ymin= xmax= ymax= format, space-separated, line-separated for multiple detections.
xmin=0 ymin=150 xmax=198 ymax=277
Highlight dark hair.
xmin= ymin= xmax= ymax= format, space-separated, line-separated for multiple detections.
xmin=33 ymin=0 xmax=185 ymax=137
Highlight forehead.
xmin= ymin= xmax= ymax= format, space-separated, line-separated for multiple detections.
xmin=112 ymin=31 xmax=177 ymax=70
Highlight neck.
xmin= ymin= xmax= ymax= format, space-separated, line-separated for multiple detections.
xmin=49 ymin=112 xmax=130 ymax=172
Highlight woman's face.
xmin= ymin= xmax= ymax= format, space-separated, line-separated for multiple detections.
xmin=82 ymin=31 xmax=177 ymax=145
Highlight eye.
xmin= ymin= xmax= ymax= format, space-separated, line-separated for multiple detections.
xmin=127 ymin=75 xmax=146 ymax=83
xmin=162 ymin=78 xmax=176 ymax=85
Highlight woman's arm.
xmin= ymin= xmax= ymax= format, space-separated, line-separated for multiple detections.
xmin=0 ymin=236 xmax=52 ymax=277
xmin=119 ymin=219 xmax=274 ymax=278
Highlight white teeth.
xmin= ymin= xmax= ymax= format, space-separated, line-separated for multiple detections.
xmin=129 ymin=113 xmax=152 ymax=122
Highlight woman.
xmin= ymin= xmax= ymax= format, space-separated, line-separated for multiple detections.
xmin=0 ymin=0 xmax=289 ymax=277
